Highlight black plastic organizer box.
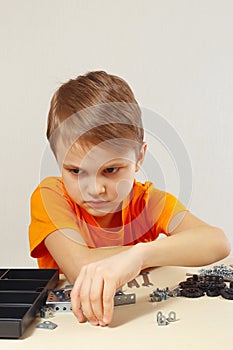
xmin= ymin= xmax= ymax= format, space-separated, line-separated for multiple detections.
xmin=0 ymin=268 xmax=59 ymax=339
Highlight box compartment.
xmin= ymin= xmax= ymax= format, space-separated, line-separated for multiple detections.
xmin=3 ymin=268 xmax=58 ymax=280
xmin=0 ymin=268 xmax=59 ymax=338
xmin=0 ymin=270 xmax=8 ymax=279
xmin=0 ymin=292 xmax=40 ymax=305
xmin=0 ymin=280 xmax=48 ymax=291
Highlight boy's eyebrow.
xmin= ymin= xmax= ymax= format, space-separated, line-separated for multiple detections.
xmin=63 ymin=163 xmax=81 ymax=168
xmin=63 ymin=158 xmax=130 ymax=169
xmin=102 ymin=158 xmax=130 ymax=166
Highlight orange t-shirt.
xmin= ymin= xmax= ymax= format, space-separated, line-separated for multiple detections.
xmin=28 ymin=177 xmax=186 ymax=270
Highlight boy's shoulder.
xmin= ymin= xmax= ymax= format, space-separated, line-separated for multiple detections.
xmin=134 ymin=180 xmax=162 ymax=194
xmin=39 ymin=176 xmax=63 ymax=188
xmin=32 ymin=177 xmax=64 ymax=196
xmin=133 ymin=180 xmax=168 ymax=204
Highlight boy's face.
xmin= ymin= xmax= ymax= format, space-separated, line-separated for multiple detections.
xmin=59 ymin=141 xmax=146 ymax=218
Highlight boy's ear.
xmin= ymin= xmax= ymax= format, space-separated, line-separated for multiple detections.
xmin=136 ymin=142 xmax=147 ymax=172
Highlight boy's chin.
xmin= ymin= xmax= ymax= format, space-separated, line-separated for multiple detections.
xmin=90 ymin=209 xmax=118 ymax=217
xmin=87 ymin=206 xmax=121 ymax=217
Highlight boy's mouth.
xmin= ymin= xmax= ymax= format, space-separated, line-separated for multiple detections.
xmin=85 ymin=200 xmax=109 ymax=208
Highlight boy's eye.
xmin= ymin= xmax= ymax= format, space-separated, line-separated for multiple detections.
xmin=104 ymin=167 xmax=119 ymax=174
xmin=68 ymin=167 xmax=119 ymax=175
xmin=70 ymin=169 xmax=83 ymax=175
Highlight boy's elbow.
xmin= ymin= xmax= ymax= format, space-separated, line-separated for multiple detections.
xmin=214 ymin=227 xmax=231 ymax=260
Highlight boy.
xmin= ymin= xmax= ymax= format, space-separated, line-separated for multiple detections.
xmin=29 ymin=71 xmax=230 ymax=327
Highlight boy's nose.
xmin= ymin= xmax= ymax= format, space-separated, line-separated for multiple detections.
xmin=86 ymin=178 xmax=106 ymax=197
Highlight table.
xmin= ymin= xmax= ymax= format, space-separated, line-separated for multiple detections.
xmin=1 ymin=256 xmax=233 ymax=350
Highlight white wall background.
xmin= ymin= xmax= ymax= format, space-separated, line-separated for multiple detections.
xmin=0 ymin=0 xmax=232 ymax=267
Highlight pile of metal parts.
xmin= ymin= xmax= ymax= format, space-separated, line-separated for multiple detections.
xmin=149 ymin=286 xmax=180 ymax=302
xmin=149 ymin=264 xmax=233 ymax=302
xmin=198 ymin=264 xmax=233 ymax=281
xmin=38 ymin=264 xmax=233 ymax=329
xmin=40 ymin=285 xmax=136 ymax=319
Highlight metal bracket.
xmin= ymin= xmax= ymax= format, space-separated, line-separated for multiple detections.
xmin=127 ymin=278 xmax=140 ymax=288
xmin=114 ymin=290 xmax=136 ymax=306
xmin=45 ymin=287 xmax=136 ymax=313
xmin=46 ymin=289 xmax=72 ymax=313
xmin=140 ymin=271 xmax=153 ymax=287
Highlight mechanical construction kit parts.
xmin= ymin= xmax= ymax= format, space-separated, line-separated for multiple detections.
xmin=149 ymin=286 xmax=180 ymax=302
xmin=40 ymin=306 xmax=54 ymax=319
xmin=180 ymin=273 xmax=233 ymax=300
xmin=114 ymin=289 xmax=136 ymax=306
xmin=156 ymin=311 xmax=178 ymax=326
xmin=46 ymin=287 xmax=72 ymax=313
xmin=44 ymin=286 xmax=136 ymax=314
xmin=198 ymin=264 xmax=233 ymax=281
xmin=0 ymin=268 xmax=59 ymax=339
xmin=36 ymin=321 xmax=58 ymax=330
xmin=37 ymin=265 xmax=233 ymax=331
xmin=127 ymin=270 xmax=154 ymax=288
xmin=149 ymin=265 xmax=233 ymax=302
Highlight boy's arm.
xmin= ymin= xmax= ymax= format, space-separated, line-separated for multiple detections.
xmin=70 ymin=211 xmax=230 ymax=326
xmin=44 ymin=230 xmax=131 ymax=283
xmin=138 ymin=211 xmax=230 ymax=268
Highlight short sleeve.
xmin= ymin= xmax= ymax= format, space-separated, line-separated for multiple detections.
xmin=28 ymin=177 xmax=80 ymax=259
xmin=146 ymin=183 xmax=188 ymax=236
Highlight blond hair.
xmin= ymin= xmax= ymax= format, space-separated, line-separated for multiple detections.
xmin=47 ymin=71 xmax=144 ymax=156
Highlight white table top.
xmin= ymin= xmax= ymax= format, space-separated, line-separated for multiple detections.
xmin=1 ymin=256 xmax=233 ymax=350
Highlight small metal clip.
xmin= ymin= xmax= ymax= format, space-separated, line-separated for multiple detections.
xmin=40 ymin=306 xmax=54 ymax=319
xmin=167 ymin=311 xmax=177 ymax=322
xmin=36 ymin=321 xmax=58 ymax=330
xmin=157 ymin=311 xmax=168 ymax=326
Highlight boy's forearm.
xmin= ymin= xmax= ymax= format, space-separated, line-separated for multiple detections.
xmin=45 ymin=226 xmax=230 ymax=284
xmin=134 ymin=226 xmax=230 ymax=270
xmin=44 ymin=230 xmax=131 ymax=284
xmin=67 ymin=245 xmax=131 ymax=283
xmin=83 ymin=245 xmax=132 ymax=265
xmin=67 ymin=244 xmax=133 ymax=283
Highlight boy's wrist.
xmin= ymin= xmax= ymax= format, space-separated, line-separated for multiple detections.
xmin=131 ymin=242 xmax=150 ymax=270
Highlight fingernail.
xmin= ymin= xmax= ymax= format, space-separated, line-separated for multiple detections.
xmin=98 ymin=320 xmax=106 ymax=326
xmin=102 ymin=316 xmax=109 ymax=324
xmin=77 ymin=315 xmax=86 ymax=323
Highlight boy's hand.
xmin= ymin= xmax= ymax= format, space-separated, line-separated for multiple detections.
xmin=71 ymin=247 xmax=142 ymax=326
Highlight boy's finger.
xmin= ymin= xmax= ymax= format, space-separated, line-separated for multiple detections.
xmin=102 ymin=279 xmax=116 ymax=325
xmin=71 ymin=268 xmax=87 ymax=322
xmin=71 ymin=289 xmax=85 ymax=322
xmin=79 ymin=276 xmax=98 ymax=324
xmin=90 ymin=276 xmax=104 ymax=323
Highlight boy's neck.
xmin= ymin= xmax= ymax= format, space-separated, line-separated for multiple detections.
xmin=93 ymin=207 xmax=122 ymax=230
